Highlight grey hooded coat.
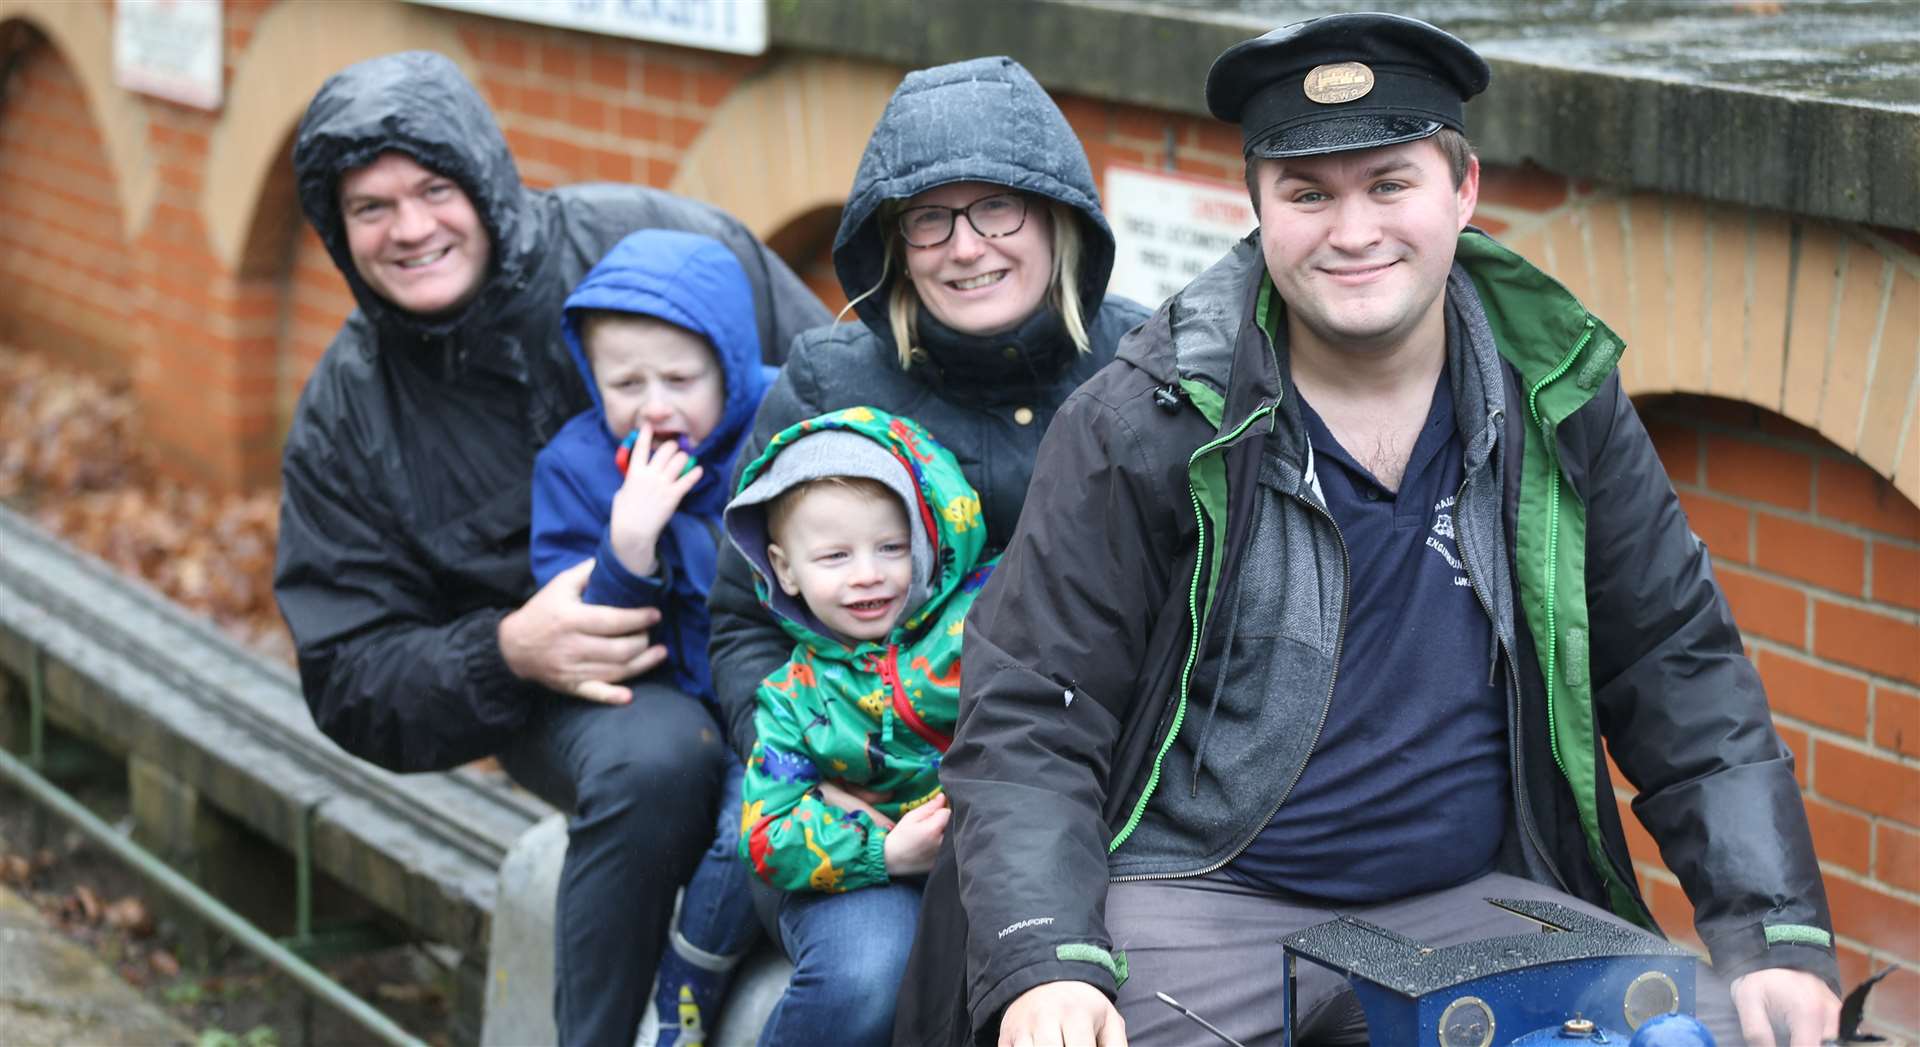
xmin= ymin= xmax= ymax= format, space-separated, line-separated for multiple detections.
xmin=273 ymin=51 xmax=828 ymax=772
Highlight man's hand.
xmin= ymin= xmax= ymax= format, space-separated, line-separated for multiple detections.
xmin=1730 ymin=967 xmax=1840 ymax=1047
xmin=608 ymin=422 xmax=703 ymax=577
xmin=1000 ymin=981 xmax=1125 ymax=1047
xmin=499 ymin=559 xmax=666 ymax=703
xmin=882 ymin=793 xmax=949 ymax=876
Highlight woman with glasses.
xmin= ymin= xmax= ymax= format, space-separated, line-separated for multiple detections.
xmin=707 ymin=55 xmax=1147 ymax=1047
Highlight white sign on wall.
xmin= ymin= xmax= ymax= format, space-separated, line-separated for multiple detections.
xmin=404 ymin=0 xmax=768 ymax=56
xmin=1104 ymin=163 xmax=1257 ymax=310
xmin=114 ymin=0 xmax=223 ymax=111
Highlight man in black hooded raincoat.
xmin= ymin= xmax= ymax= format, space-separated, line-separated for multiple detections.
xmin=272 ymin=51 xmax=828 ymax=1046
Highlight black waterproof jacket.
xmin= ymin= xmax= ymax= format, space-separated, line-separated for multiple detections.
xmin=895 ymin=233 xmax=1836 ymax=1045
xmin=707 ymin=56 xmax=1150 ymax=757
xmin=273 ymin=52 xmax=828 ymax=772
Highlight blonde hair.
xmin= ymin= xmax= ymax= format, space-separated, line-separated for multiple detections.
xmin=766 ymin=475 xmax=900 ymax=544
xmin=840 ymin=196 xmax=1090 ymax=370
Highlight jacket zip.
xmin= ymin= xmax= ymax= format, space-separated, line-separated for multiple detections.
xmin=1523 ymin=320 xmax=1593 ymax=781
xmin=1453 ymin=470 xmax=1571 ymax=895
xmin=1107 ymin=401 xmax=1276 ymax=854
xmin=876 ymin=645 xmax=951 ymax=753
xmin=1524 ymin=320 xmax=1645 ymax=912
xmin=1113 ymin=489 xmax=1354 ymax=883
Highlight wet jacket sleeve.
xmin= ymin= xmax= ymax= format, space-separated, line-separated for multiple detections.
xmin=710 ymin=344 xmax=823 ymax=758
xmin=946 ymin=385 xmax=1181 ymax=1034
xmin=1577 ymin=376 xmax=1838 ymax=988
xmin=276 ymin=435 xmax=535 ymax=773
xmin=739 ymin=666 xmax=892 ymax=893
xmin=529 ymin=450 xmax=668 ymax=610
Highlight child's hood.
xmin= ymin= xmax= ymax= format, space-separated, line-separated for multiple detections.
xmin=559 ymin=229 xmax=772 ymax=465
xmin=724 ymin=407 xmax=986 ymax=654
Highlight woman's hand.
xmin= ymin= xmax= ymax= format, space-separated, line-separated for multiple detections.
xmin=881 ymin=793 xmax=948 ymax=876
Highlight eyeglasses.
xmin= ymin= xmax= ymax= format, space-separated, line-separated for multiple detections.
xmin=896 ymin=193 xmax=1029 ymax=248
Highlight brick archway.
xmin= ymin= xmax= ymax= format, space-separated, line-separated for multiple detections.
xmin=0 ymin=2 xmax=152 ymax=241
xmin=0 ymin=19 xmax=136 ymax=376
xmin=1630 ymin=392 xmax=1920 ymax=1020
xmin=202 ymin=0 xmax=474 ymax=273
xmin=668 ymin=57 xmax=900 ymax=245
xmin=1491 ymin=192 xmax=1919 ymax=503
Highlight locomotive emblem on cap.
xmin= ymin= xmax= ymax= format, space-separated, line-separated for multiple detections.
xmin=1302 ymin=62 xmax=1375 ymax=104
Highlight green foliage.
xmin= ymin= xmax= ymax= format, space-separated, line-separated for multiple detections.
xmin=162 ymin=981 xmax=205 ymax=1006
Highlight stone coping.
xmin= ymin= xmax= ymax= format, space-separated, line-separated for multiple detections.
xmin=770 ymin=0 xmax=1919 ymax=230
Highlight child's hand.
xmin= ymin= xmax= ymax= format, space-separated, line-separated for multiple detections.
xmin=882 ymin=792 xmax=948 ymax=877
xmin=819 ymin=781 xmax=896 ymax=828
xmin=608 ymin=423 xmax=703 ymax=577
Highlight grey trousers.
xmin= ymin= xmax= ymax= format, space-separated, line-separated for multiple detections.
xmin=1107 ymin=870 xmax=1740 ymax=1047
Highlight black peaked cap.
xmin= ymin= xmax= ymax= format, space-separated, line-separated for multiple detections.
xmin=1206 ymin=12 xmax=1490 ymax=159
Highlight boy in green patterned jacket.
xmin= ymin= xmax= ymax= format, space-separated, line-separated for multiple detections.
xmin=722 ymin=406 xmax=992 ymax=1045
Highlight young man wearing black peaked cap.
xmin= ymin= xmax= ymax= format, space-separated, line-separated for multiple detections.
xmin=915 ymin=13 xmax=1843 ymax=1047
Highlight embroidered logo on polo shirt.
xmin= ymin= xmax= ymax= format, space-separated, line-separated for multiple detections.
xmin=1304 ymin=62 xmax=1376 ymax=104
xmin=1427 ymin=495 xmax=1471 ymax=587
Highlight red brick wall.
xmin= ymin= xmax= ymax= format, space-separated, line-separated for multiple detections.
xmin=1640 ymin=395 xmax=1920 ymax=1037
xmin=0 ymin=25 xmax=135 ymax=378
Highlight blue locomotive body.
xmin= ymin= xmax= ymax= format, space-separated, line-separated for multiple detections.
xmin=1279 ymin=898 xmax=1714 ymax=1047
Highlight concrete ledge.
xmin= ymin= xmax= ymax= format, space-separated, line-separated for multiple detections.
xmin=771 ymin=0 xmax=1920 ymax=230
xmin=0 ymin=506 xmax=545 ymax=957
xmin=482 ymin=814 xmax=794 ymax=1047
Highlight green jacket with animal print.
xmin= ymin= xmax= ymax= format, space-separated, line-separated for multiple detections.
xmin=730 ymin=407 xmax=995 ymax=893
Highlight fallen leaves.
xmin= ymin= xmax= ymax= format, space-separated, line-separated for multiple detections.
xmin=149 ymin=947 xmax=181 ymax=977
xmin=0 ymin=847 xmax=53 ymax=886
xmin=105 ymin=894 xmax=156 ymax=936
xmin=0 ymin=345 xmax=292 ymax=664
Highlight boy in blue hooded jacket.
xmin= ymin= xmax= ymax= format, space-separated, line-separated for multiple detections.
xmin=531 ymin=229 xmax=773 ymax=1047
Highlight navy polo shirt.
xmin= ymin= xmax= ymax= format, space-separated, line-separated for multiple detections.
xmin=1226 ymin=366 xmax=1509 ymax=902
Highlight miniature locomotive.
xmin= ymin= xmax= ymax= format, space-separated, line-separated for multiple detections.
xmin=1279 ymin=897 xmax=1712 ymax=1047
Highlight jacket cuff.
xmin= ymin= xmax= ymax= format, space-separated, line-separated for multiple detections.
xmin=466 ymin=608 xmax=533 ymax=730
xmin=1713 ymin=940 xmax=1842 ymax=996
xmin=856 ymin=813 xmax=891 ymax=887
xmin=971 ymin=956 xmax=1120 ymax=1043
xmin=584 ymin=532 xmax=670 ymax=607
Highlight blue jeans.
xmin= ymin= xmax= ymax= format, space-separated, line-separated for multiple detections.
xmin=758 ymin=880 xmax=924 ymax=1047
xmin=674 ymin=751 xmax=759 ymax=957
xmin=498 ymin=682 xmax=727 ymax=1047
